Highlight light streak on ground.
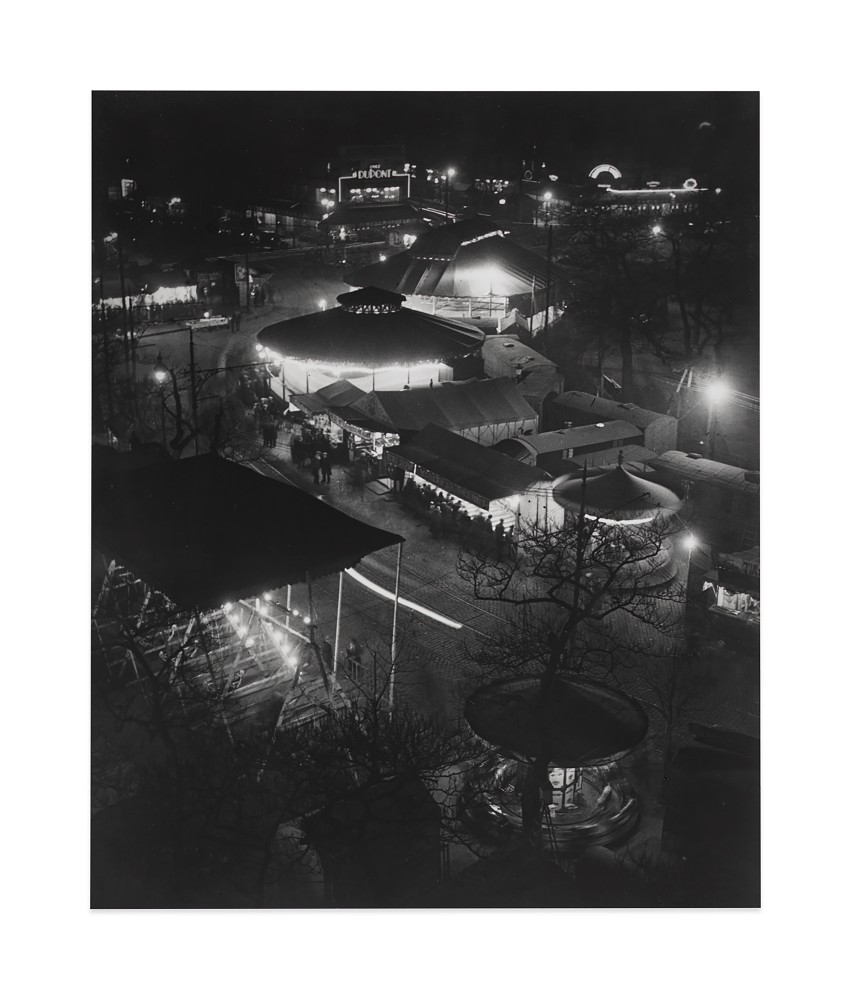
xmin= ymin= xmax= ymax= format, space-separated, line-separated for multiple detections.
xmin=344 ymin=567 xmax=464 ymax=630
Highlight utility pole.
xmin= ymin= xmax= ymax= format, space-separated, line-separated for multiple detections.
xmin=542 ymin=222 xmax=553 ymax=348
xmin=188 ymin=325 xmax=199 ymax=456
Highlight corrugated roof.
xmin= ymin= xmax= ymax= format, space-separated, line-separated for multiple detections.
xmin=387 ymin=424 xmax=546 ymax=502
xmin=355 ymin=378 xmax=538 ymax=433
xmin=92 ymin=454 xmax=402 ymax=610
xmin=552 ymin=391 xmax=675 ymax=429
xmin=257 ymin=303 xmax=484 ymax=367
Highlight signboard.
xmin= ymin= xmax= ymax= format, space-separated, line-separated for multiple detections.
xmin=338 ymin=169 xmax=411 ymax=203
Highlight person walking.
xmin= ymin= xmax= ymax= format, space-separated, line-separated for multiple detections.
xmin=311 ymin=449 xmax=322 ymax=486
xmin=321 ymin=450 xmax=332 ymax=485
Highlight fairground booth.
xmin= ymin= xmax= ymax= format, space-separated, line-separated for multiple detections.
xmin=289 ymin=376 xmax=541 ymax=466
xmin=256 ymin=286 xmax=485 ymax=400
xmin=461 ymin=676 xmax=648 ymax=853
xmin=385 ymin=423 xmax=550 ymax=531
xmin=520 ymin=455 xmax=683 ymax=587
xmin=702 ymin=545 xmax=760 ymax=637
xmin=345 ymin=216 xmax=570 ymax=331
xmin=92 ymin=452 xmax=403 ymax=738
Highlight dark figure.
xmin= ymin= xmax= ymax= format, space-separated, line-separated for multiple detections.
xmin=494 ymin=521 xmax=506 ymax=558
xmin=311 ymin=450 xmax=322 ymax=485
xmin=321 ymin=451 xmax=332 ymax=485
xmin=346 ymin=638 xmax=363 ymax=682
xmin=321 ymin=637 xmax=334 ymax=675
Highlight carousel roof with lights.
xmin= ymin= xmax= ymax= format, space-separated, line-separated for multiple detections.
xmin=464 ymin=675 xmax=648 ymax=767
xmin=552 ymin=461 xmax=681 ymax=521
xmin=256 ymin=286 xmax=484 ymax=368
xmin=92 ymin=453 xmax=403 ymax=610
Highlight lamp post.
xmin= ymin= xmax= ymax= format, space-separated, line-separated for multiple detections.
xmin=445 ymin=167 xmax=455 ymax=221
xmin=705 ymin=379 xmax=729 ymax=460
xmin=154 ymin=353 xmax=168 ymax=446
xmin=543 ymin=189 xmax=552 ymax=226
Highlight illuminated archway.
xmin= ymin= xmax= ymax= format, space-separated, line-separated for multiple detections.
xmin=589 ymin=163 xmax=622 ymax=180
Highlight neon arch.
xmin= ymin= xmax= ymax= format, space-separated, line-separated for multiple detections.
xmin=589 ymin=164 xmax=622 ymax=180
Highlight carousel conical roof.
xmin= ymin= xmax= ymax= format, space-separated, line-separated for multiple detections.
xmin=552 ymin=463 xmax=680 ymax=520
xmin=257 ymin=286 xmax=484 ymax=368
xmin=464 ymin=675 xmax=648 ymax=767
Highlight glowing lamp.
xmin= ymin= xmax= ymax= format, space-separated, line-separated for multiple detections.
xmin=685 ymin=533 xmax=697 ymax=551
xmin=543 ymin=191 xmax=553 ymax=202
xmin=153 ymin=354 xmax=168 ymax=384
xmin=380 ymin=254 xmax=387 ymax=261
xmin=203 ymin=311 xmax=210 ymax=319
xmin=447 ymin=167 xmax=456 ymax=178
xmin=263 ymin=592 xmax=272 ymax=601
xmin=652 ymin=224 xmax=663 ymax=235
xmin=707 ymin=380 xmax=730 ymax=405
xmin=223 ymin=602 xmax=233 ymax=612
xmin=318 ymin=299 xmax=327 ymax=311
xmin=304 ymin=616 xmax=311 ymax=626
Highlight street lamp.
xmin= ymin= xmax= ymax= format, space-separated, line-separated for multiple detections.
xmin=154 ymin=353 xmax=168 ymax=445
xmin=543 ymin=190 xmax=553 ymax=226
xmin=652 ymin=224 xmax=663 ymax=235
xmin=705 ymin=379 xmax=729 ymax=459
xmin=445 ymin=167 xmax=456 ymax=221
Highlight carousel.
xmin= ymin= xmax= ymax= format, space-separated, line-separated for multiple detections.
xmin=549 ymin=455 xmax=683 ymax=587
xmin=256 ymin=286 xmax=485 ymax=400
xmin=461 ymin=675 xmax=648 ymax=853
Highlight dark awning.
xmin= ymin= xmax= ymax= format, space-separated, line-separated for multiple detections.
xmin=92 ymin=452 xmax=403 ymax=610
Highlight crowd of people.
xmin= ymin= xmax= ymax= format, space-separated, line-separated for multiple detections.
xmin=397 ymin=476 xmax=514 ymax=559
xmin=290 ymin=425 xmax=336 ymax=485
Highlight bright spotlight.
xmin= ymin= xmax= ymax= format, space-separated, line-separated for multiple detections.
xmin=707 ymin=380 xmax=730 ymax=405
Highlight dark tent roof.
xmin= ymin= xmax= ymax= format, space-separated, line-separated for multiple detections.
xmin=386 ymin=424 xmax=547 ymax=503
xmin=354 ymin=378 xmax=537 ymax=434
xmin=465 ymin=676 xmax=648 ymax=767
xmin=325 ymin=202 xmax=424 ymax=226
xmin=256 ymin=289 xmax=484 ymax=368
xmin=92 ymin=453 xmax=403 ymax=610
xmin=553 ymin=464 xmax=681 ymax=519
xmin=291 ymin=379 xmax=367 ymax=415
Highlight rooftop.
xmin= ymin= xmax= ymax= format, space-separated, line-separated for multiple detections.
xmin=92 ymin=453 xmax=402 ymax=610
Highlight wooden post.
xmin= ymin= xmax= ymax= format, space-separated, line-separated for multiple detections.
xmin=333 ymin=571 xmax=343 ymax=680
xmin=389 ymin=541 xmax=403 ymax=710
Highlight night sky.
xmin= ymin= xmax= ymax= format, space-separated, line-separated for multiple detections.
xmin=92 ymin=91 xmax=758 ymax=203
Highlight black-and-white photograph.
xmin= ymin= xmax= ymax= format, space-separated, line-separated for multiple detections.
xmin=89 ymin=90 xmax=761 ymax=910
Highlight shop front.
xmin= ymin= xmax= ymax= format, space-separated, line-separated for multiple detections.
xmin=703 ymin=557 xmax=760 ymax=635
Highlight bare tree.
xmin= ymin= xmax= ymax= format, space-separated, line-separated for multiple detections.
xmin=456 ymin=478 xmax=684 ymax=851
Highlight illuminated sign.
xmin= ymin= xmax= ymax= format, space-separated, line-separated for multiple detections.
xmin=589 ymin=164 xmax=622 ymax=180
xmin=338 ymin=168 xmax=411 ymax=201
